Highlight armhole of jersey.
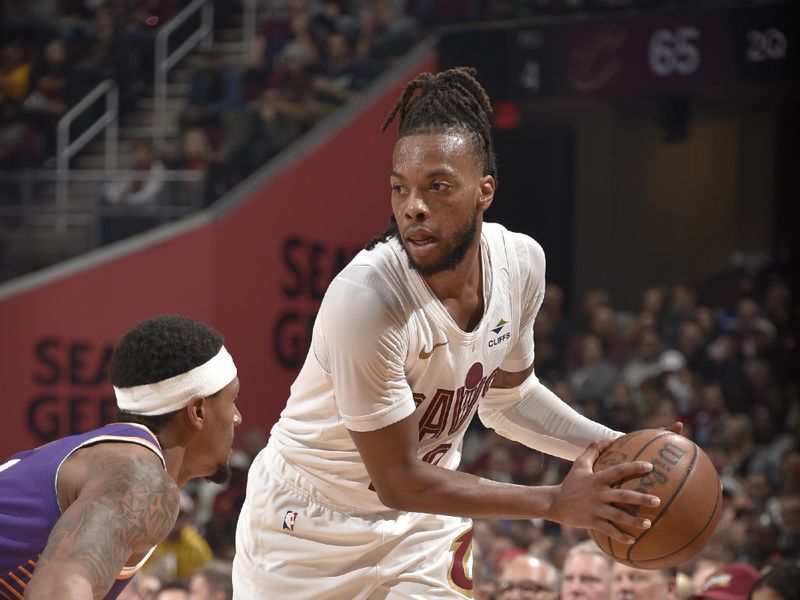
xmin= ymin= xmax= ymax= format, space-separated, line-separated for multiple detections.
xmin=53 ymin=432 xmax=166 ymax=514
xmin=117 ymin=545 xmax=158 ymax=580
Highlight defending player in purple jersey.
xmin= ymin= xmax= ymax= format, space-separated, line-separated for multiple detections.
xmin=0 ymin=315 xmax=242 ymax=599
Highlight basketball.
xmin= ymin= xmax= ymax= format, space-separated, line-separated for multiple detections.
xmin=590 ymin=429 xmax=723 ymax=569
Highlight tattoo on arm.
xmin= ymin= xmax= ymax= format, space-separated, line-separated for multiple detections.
xmin=31 ymin=451 xmax=179 ymax=596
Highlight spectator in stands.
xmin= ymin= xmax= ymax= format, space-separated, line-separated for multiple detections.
xmin=155 ymin=582 xmax=189 ymax=600
xmin=735 ymin=512 xmax=782 ymax=570
xmin=0 ymin=41 xmax=31 ymax=104
xmin=172 ymin=127 xmax=213 ymax=205
xmin=568 ymin=333 xmax=619 ymax=405
xmin=226 ymin=87 xmax=304 ymax=175
xmin=611 ymin=562 xmax=676 ymax=600
xmin=0 ymin=103 xmax=42 ymax=168
xmin=188 ymin=560 xmax=233 ymax=600
xmin=244 ymin=0 xmax=325 ymax=100
xmin=76 ymin=4 xmax=135 ymax=105
xmin=689 ymin=563 xmax=760 ymax=600
xmin=572 ymin=304 xmax=629 ymax=367
xmin=138 ymin=573 xmax=164 ymax=600
xmin=103 ymin=138 xmax=166 ymax=205
xmin=354 ymin=0 xmax=421 ymax=62
xmin=266 ymin=41 xmax=327 ymax=126
xmin=749 ymin=561 xmax=800 ymax=600
xmin=144 ymin=493 xmax=213 ymax=581
xmin=181 ymin=49 xmax=242 ymax=139
xmin=622 ymin=326 xmax=666 ymax=391
xmin=23 ymin=38 xmax=75 ymax=158
xmin=496 ymin=554 xmax=559 ymax=599
xmin=561 ymin=540 xmax=612 ymax=600
xmin=776 ymin=488 xmax=800 ymax=560
xmin=311 ymin=31 xmax=369 ymax=107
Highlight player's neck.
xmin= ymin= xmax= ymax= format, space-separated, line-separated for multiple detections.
xmin=423 ymin=237 xmax=484 ymax=332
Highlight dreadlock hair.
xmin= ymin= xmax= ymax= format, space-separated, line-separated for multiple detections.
xmin=111 ymin=314 xmax=224 ymax=433
xmin=365 ymin=67 xmax=496 ymax=251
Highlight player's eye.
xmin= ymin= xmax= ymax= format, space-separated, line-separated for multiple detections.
xmin=431 ymin=181 xmax=450 ymax=192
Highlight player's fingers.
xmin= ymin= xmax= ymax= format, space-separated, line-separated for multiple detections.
xmin=596 ymin=504 xmax=653 ymax=532
xmin=576 ymin=439 xmax=615 ymax=468
xmin=591 ymin=519 xmax=636 ymax=545
xmin=595 ymin=460 xmax=653 ymax=484
xmin=664 ymin=421 xmax=684 ymax=435
xmin=603 ymin=487 xmax=661 ymax=509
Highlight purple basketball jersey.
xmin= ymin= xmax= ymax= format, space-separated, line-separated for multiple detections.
xmin=0 ymin=423 xmax=165 ymax=599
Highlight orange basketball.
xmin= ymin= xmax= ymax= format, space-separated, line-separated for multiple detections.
xmin=590 ymin=429 xmax=723 ymax=569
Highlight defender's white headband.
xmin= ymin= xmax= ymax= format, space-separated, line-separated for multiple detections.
xmin=114 ymin=346 xmax=237 ymax=416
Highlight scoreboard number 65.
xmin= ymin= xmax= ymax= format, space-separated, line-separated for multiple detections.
xmin=648 ymin=26 xmax=701 ymax=77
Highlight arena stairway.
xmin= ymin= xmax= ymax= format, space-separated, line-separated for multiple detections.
xmin=2 ymin=10 xmax=247 ymax=279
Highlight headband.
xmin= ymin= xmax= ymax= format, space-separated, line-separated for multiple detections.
xmin=114 ymin=346 xmax=237 ymax=416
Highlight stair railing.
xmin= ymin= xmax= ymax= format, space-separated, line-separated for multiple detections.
xmin=56 ymin=78 xmax=118 ymax=234
xmin=154 ymin=0 xmax=214 ymax=153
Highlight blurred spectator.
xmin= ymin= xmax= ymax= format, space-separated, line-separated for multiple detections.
xmin=244 ymin=0 xmax=325 ymax=99
xmin=496 ymin=554 xmax=559 ymax=600
xmin=735 ymin=512 xmax=782 ymax=570
xmin=155 ymin=582 xmax=189 ymax=600
xmin=571 ymin=304 xmax=628 ymax=367
xmin=354 ymin=0 xmax=422 ymax=62
xmin=749 ymin=561 xmax=800 ymax=600
xmin=103 ymin=138 xmax=166 ymax=205
xmin=266 ymin=41 xmax=327 ymax=126
xmin=0 ymin=41 xmax=31 ymax=104
xmin=611 ymin=562 xmax=677 ymax=600
xmin=75 ymin=4 xmax=136 ymax=107
xmin=171 ymin=128 xmax=212 ymax=205
xmin=188 ymin=559 xmax=233 ymax=600
xmin=144 ymin=493 xmax=213 ymax=581
xmin=688 ymin=563 xmax=760 ymax=600
xmin=225 ymin=87 xmax=304 ymax=176
xmin=776 ymin=489 xmax=800 ymax=560
xmin=311 ymin=31 xmax=372 ymax=106
xmin=568 ymin=333 xmax=619 ymax=405
xmin=622 ymin=327 xmax=666 ymax=391
xmin=181 ymin=50 xmax=242 ymax=139
xmin=0 ymin=101 xmax=42 ymax=168
xmin=23 ymin=38 xmax=75 ymax=158
xmin=560 ymin=540 xmax=612 ymax=600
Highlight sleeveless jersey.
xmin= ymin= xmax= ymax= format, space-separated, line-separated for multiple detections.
xmin=0 ymin=423 xmax=165 ymax=599
xmin=270 ymin=222 xmax=546 ymax=513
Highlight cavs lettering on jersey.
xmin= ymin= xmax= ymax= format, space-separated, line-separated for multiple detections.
xmin=0 ymin=423 xmax=165 ymax=599
xmin=271 ymin=222 xmax=545 ymax=513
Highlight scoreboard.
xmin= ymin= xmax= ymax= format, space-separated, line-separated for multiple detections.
xmin=439 ymin=1 xmax=798 ymax=100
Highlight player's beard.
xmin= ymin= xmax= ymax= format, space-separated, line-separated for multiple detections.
xmin=207 ymin=462 xmax=232 ymax=484
xmin=403 ymin=211 xmax=478 ymax=277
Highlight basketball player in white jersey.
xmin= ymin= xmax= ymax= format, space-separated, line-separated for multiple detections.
xmin=233 ymin=67 xmax=665 ymax=599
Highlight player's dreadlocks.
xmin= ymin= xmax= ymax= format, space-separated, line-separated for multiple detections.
xmin=365 ymin=67 xmax=496 ymax=250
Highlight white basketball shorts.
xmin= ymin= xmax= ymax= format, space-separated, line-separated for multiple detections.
xmin=232 ymin=443 xmax=474 ymax=599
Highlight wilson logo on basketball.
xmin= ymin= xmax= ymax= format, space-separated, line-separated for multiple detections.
xmin=633 ymin=442 xmax=686 ymax=493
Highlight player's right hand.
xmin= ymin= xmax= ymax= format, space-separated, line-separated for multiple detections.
xmin=549 ymin=440 xmax=661 ymax=544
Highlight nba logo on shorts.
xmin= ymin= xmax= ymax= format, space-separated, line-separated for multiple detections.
xmin=283 ymin=510 xmax=299 ymax=531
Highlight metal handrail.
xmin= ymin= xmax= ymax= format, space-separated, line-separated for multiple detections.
xmin=243 ymin=0 xmax=257 ymax=63
xmin=56 ymin=79 xmax=118 ymax=233
xmin=154 ymin=0 xmax=214 ymax=152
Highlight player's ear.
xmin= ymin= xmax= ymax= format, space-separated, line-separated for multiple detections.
xmin=477 ymin=175 xmax=495 ymax=214
xmin=186 ymin=397 xmax=205 ymax=429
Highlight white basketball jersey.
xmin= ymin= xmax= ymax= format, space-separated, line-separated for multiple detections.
xmin=269 ymin=222 xmax=546 ymax=513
